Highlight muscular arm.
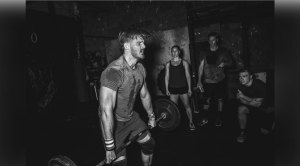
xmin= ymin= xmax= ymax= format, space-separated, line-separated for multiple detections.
xmin=237 ymin=91 xmax=264 ymax=108
xmin=98 ymin=86 xmax=117 ymax=142
xmin=197 ymin=59 xmax=204 ymax=84
xmin=183 ymin=60 xmax=192 ymax=91
xmin=165 ymin=63 xmax=170 ymax=92
xmin=140 ymin=82 xmax=154 ymax=117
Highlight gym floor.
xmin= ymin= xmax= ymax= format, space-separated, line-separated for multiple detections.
xmin=27 ymin=97 xmax=274 ymax=166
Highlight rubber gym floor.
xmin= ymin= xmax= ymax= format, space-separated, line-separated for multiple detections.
xmin=27 ymin=97 xmax=274 ymax=166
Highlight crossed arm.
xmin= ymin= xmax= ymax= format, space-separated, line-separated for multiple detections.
xmin=237 ymin=90 xmax=264 ymax=108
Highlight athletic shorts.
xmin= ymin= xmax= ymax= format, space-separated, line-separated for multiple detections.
xmin=114 ymin=111 xmax=149 ymax=157
xmin=169 ymin=86 xmax=188 ymax=95
xmin=203 ymin=79 xmax=226 ymax=99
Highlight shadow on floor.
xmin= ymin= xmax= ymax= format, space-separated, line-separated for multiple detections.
xmin=27 ymin=97 xmax=274 ymax=166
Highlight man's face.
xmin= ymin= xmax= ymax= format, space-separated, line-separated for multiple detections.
xmin=171 ymin=47 xmax=180 ymax=59
xmin=208 ymin=36 xmax=218 ymax=47
xmin=239 ymin=71 xmax=252 ymax=85
xmin=129 ymin=36 xmax=145 ymax=60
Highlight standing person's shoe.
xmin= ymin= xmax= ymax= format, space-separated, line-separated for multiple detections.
xmin=189 ymin=123 xmax=196 ymax=131
xmin=260 ymin=128 xmax=270 ymax=135
xmin=197 ymin=118 xmax=208 ymax=127
xmin=236 ymin=132 xmax=247 ymax=143
xmin=215 ymin=119 xmax=222 ymax=127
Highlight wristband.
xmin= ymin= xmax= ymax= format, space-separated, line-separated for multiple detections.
xmin=148 ymin=113 xmax=155 ymax=119
xmin=104 ymin=138 xmax=115 ymax=151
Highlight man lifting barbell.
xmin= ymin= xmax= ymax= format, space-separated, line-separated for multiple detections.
xmin=48 ymin=99 xmax=181 ymax=166
xmin=98 ymin=28 xmax=156 ymax=166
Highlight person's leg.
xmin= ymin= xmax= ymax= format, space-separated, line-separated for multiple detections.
xmin=237 ymin=105 xmax=250 ymax=143
xmin=130 ymin=113 xmax=155 ymax=166
xmin=169 ymin=94 xmax=179 ymax=105
xmin=237 ymin=105 xmax=250 ymax=130
xmin=217 ymin=98 xmax=223 ymax=112
xmin=204 ymin=98 xmax=211 ymax=110
xmin=215 ymin=80 xmax=226 ymax=127
xmin=198 ymin=83 xmax=212 ymax=126
xmin=137 ymin=133 xmax=155 ymax=166
xmin=215 ymin=98 xmax=223 ymax=127
xmin=179 ymin=93 xmax=195 ymax=130
xmin=204 ymin=83 xmax=214 ymax=109
xmin=259 ymin=107 xmax=275 ymax=135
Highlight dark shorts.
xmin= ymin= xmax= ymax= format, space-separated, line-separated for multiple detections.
xmin=203 ymin=79 xmax=226 ymax=99
xmin=239 ymin=104 xmax=274 ymax=130
xmin=239 ymin=103 xmax=271 ymax=114
xmin=114 ymin=111 xmax=149 ymax=157
xmin=169 ymin=86 xmax=188 ymax=95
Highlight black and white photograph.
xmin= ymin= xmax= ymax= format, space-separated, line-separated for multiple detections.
xmin=0 ymin=0 xmax=295 ymax=166
xmin=25 ymin=1 xmax=276 ymax=166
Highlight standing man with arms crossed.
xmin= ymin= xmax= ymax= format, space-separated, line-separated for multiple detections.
xmin=98 ymin=29 xmax=156 ymax=166
xmin=197 ymin=32 xmax=232 ymax=127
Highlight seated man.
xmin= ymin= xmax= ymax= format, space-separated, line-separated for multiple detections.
xmin=236 ymin=68 xmax=269 ymax=143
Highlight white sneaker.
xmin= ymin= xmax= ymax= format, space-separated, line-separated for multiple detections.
xmin=236 ymin=132 xmax=247 ymax=143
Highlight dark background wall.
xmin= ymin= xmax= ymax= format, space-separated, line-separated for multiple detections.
xmin=26 ymin=9 xmax=80 ymax=116
xmin=26 ymin=1 xmax=274 ymax=114
xmin=25 ymin=2 xmax=275 ymax=166
xmin=186 ymin=1 xmax=274 ymax=101
xmin=26 ymin=1 xmax=190 ymax=112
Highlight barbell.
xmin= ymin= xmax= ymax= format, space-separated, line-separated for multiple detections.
xmin=48 ymin=98 xmax=181 ymax=166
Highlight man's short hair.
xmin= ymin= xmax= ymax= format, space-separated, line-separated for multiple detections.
xmin=208 ymin=32 xmax=222 ymax=46
xmin=239 ymin=68 xmax=253 ymax=76
xmin=208 ymin=32 xmax=219 ymax=39
xmin=118 ymin=28 xmax=150 ymax=49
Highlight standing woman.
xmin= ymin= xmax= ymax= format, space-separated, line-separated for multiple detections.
xmin=165 ymin=45 xmax=195 ymax=130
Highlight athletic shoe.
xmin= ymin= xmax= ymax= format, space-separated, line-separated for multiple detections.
xmin=197 ymin=118 xmax=208 ymax=127
xmin=190 ymin=123 xmax=196 ymax=131
xmin=236 ymin=132 xmax=247 ymax=143
xmin=260 ymin=128 xmax=270 ymax=135
xmin=215 ymin=119 xmax=222 ymax=127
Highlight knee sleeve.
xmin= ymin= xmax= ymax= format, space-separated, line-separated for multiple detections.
xmin=140 ymin=137 xmax=155 ymax=155
xmin=112 ymin=157 xmax=127 ymax=166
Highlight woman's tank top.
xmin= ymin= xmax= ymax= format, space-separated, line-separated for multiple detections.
xmin=168 ymin=60 xmax=188 ymax=88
